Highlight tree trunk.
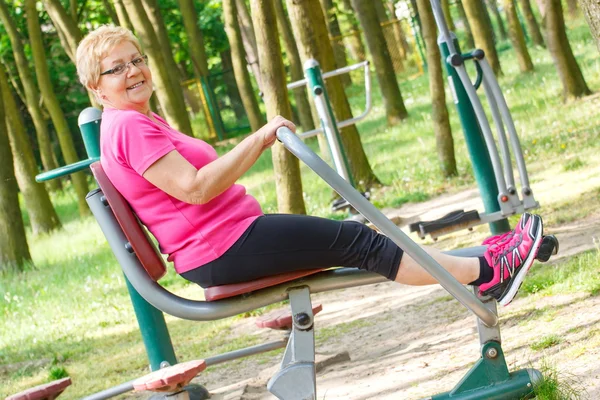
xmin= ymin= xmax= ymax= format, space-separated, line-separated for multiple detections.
xmin=113 ymin=0 xmax=134 ymax=30
xmin=578 ymin=0 xmax=600 ymax=52
xmin=273 ymin=0 xmax=316 ymax=132
xmin=223 ymin=0 xmax=266 ymax=132
xmin=220 ymin=50 xmax=249 ymax=120
xmin=42 ymin=0 xmax=101 ymax=107
xmin=374 ymin=0 xmax=406 ymax=73
xmin=250 ymin=0 xmax=306 ymax=215
xmin=286 ymin=0 xmax=381 ymax=190
xmin=456 ymin=0 xmax=476 ymax=48
xmin=565 ymin=0 xmax=579 ymax=18
xmin=519 ymin=0 xmax=546 ymax=47
xmin=0 ymin=81 xmax=32 ymax=273
xmin=504 ymin=0 xmax=534 ymax=71
xmin=236 ymin=0 xmax=262 ymax=91
xmin=385 ymin=0 xmax=409 ymax=60
xmin=486 ymin=0 xmax=509 ymax=41
xmin=545 ymin=0 xmax=591 ymax=100
xmin=338 ymin=0 xmax=367 ymax=61
xmin=0 ymin=62 xmax=61 ymax=235
xmin=319 ymin=0 xmax=352 ymax=85
xmin=416 ymin=0 xmax=457 ymax=177
xmin=26 ymin=0 xmax=90 ymax=217
xmin=0 ymin=0 xmax=61 ymax=192
xmin=122 ymin=0 xmax=194 ymax=135
xmin=350 ymin=0 xmax=408 ymax=124
xmin=462 ymin=0 xmax=503 ymax=75
xmin=442 ymin=0 xmax=456 ymax=31
xmin=141 ymin=0 xmax=185 ymax=98
xmin=101 ymin=0 xmax=120 ymax=25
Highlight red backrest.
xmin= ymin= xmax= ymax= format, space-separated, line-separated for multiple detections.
xmin=90 ymin=162 xmax=167 ymax=281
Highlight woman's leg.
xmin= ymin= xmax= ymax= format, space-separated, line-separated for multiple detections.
xmin=395 ymin=247 xmax=480 ymax=285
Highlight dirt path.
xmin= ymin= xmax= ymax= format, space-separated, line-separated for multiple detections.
xmin=194 ymin=162 xmax=600 ymax=399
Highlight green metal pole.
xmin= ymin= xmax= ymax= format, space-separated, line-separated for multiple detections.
xmin=304 ymin=59 xmax=355 ymax=188
xmin=438 ymin=37 xmax=509 ymax=234
xmin=200 ymin=76 xmax=225 ymax=141
xmin=78 ymin=108 xmax=177 ymax=371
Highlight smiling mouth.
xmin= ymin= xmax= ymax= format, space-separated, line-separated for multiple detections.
xmin=127 ymin=81 xmax=144 ymax=90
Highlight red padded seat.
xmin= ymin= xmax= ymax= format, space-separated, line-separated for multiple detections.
xmin=91 ymin=162 xmax=166 ymax=281
xmin=7 ymin=377 xmax=71 ymax=400
xmin=204 ymin=269 xmax=326 ymax=301
xmin=256 ymin=304 xmax=323 ymax=330
xmin=133 ymin=360 xmax=207 ymax=392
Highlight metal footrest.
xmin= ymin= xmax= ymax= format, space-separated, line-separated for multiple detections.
xmin=410 ymin=210 xmax=481 ymax=240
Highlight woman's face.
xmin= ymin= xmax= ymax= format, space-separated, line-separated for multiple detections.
xmin=96 ymin=41 xmax=153 ymax=113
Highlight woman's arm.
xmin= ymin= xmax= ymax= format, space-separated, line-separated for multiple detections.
xmin=142 ymin=116 xmax=295 ymax=205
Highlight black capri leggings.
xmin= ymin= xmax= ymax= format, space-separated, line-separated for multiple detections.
xmin=181 ymin=214 xmax=404 ymax=288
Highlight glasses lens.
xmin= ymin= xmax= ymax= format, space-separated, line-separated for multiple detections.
xmin=112 ymin=64 xmax=127 ymax=75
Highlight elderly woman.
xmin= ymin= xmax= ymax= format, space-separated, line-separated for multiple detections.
xmin=76 ymin=25 xmax=545 ymax=307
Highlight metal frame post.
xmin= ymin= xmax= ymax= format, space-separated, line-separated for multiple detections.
xmin=437 ymin=35 xmax=510 ymax=235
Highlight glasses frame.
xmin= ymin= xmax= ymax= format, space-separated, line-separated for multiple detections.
xmin=100 ymin=54 xmax=149 ymax=76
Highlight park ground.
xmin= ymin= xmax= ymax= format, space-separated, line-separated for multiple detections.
xmin=2 ymin=17 xmax=600 ymax=400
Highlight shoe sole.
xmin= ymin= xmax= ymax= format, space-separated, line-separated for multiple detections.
xmin=498 ymin=215 xmax=543 ymax=307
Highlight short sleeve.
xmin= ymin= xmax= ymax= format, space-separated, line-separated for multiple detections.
xmin=111 ymin=111 xmax=176 ymax=175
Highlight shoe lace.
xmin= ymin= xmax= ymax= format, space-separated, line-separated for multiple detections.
xmin=482 ymin=231 xmax=512 ymax=246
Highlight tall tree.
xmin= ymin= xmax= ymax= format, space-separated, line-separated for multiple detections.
xmin=26 ymin=0 xmax=90 ymax=216
xmin=503 ymin=0 xmax=534 ymax=72
xmin=223 ymin=0 xmax=266 ymax=132
xmin=578 ymin=0 xmax=600 ymax=52
xmin=0 ymin=76 xmax=32 ymax=273
xmin=519 ymin=0 xmax=545 ymax=47
xmin=385 ymin=0 xmax=410 ymax=60
xmin=486 ymin=0 xmax=509 ymax=41
xmin=41 ymin=0 xmax=100 ymax=108
xmin=0 ymin=0 xmax=61 ymax=192
xmin=122 ymin=0 xmax=194 ymax=135
xmin=113 ymin=0 xmax=134 ymax=30
xmin=0 ymin=62 xmax=61 ymax=235
xmin=374 ymin=0 xmax=406 ymax=72
xmin=250 ymin=0 xmax=306 ymax=214
xmin=319 ymin=0 xmax=352 ymax=85
xmin=462 ymin=0 xmax=503 ymax=75
xmin=442 ymin=0 xmax=456 ymax=31
xmin=273 ymin=0 xmax=316 ymax=132
xmin=101 ymin=0 xmax=120 ymax=25
xmin=456 ymin=0 xmax=476 ymax=48
xmin=337 ymin=0 xmax=367 ymax=61
xmin=350 ymin=0 xmax=408 ymax=124
xmin=220 ymin=50 xmax=248 ymax=120
xmin=236 ymin=0 xmax=262 ymax=90
xmin=416 ymin=0 xmax=457 ymax=177
xmin=286 ymin=0 xmax=381 ymax=189
xmin=544 ymin=0 xmax=591 ymax=100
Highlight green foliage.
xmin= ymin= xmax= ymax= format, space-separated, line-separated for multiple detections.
xmin=530 ymin=334 xmax=563 ymax=351
xmin=532 ymin=360 xmax=588 ymax=400
xmin=48 ymin=365 xmax=69 ymax=380
xmin=563 ymin=157 xmax=586 ymax=171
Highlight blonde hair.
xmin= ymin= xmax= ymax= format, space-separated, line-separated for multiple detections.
xmin=76 ymin=25 xmax=142 ymax=90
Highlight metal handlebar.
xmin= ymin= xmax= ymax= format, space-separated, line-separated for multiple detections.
xmin=276 ymin=126 xmax=498 ymax=327
xmin=287 ymin=61 xmax=372 ymax=139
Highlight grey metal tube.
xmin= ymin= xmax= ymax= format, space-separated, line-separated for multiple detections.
xmin=81 ymin=381 xmax=135 ymax=400
xmin=205 ymin=338 xmax=288 ymax=366
xmin=430 ymin=0 xmax=457 ymax=55
xmin=276 ymin=127 xmax=498 ymax=327
xmin=478 ymin=59 xmax=533 ymax=195
xmin=482 ymin=76 xmax=516 ymax=193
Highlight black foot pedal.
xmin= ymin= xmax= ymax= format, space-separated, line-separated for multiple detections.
xmin=409 ymin=210 xmax=481 ymax=240
xmin=331 ymin=192 xmax=370 ymax=212
xmin=536 ymin=235 xmax=559 ymax=262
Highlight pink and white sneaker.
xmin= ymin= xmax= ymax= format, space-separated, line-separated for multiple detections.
xmin=482 ymin=212 xmax=533 ymax=247
xmin=479 ymin=213 xmax=543 ymax=306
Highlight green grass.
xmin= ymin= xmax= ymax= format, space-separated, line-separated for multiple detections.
xmin=530 ymin=335 xmax=564 ymax=351
xmin=532 ymin=360 xmax=588 ymax=400
xmin=2 ymin=16 xmax=600 ymax=399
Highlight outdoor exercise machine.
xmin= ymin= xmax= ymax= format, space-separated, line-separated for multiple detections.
xmin=287 ymin=59 xmax=372 ymax=213
xmin=400 ymin=0 xmax=540 ymax=241
xmin=82 ymin=122 xmax=557 ymax=399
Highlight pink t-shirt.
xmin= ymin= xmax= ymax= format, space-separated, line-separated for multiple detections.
xmin=100 ymin=108 xmax=263 ymax=274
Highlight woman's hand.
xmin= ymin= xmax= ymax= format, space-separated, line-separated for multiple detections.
xmin=254 ymin=116 xmax=296 ymax=150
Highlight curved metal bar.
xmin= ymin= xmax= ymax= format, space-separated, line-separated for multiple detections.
xmin=430 ymin=0 xmax=457 ymax=55
xmin=482 ymin=74 xmax=517 ymax=195
xmin=478 ymin=59 xmax=533 ymax=198
xmin=35 ymin=158 xmax=98 ymax=182
xmin=276 ymin=127 xmax=498 ymax=327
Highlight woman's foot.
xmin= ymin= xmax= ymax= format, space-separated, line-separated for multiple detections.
xmin=479 ymin=213 xmax=543 ymax=306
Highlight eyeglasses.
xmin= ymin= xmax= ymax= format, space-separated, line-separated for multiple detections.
xmin=100 ymin=55 xmax=148 ymax=76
